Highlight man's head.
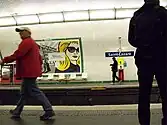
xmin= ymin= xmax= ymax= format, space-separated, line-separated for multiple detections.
xmin=15 ymin=27 xmax=31 ymax=40
xmin=144 ymin=0 xmax=160 ymax=5
xmin=112 ymin=57 xmax=116 ymax=61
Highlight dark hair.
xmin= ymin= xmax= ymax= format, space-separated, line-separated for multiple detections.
xmin=144 ymin=0 xmax=160 ymax=5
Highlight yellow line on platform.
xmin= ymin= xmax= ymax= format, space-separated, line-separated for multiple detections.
xmin=0 ymin=84 xmax=158 ymax=90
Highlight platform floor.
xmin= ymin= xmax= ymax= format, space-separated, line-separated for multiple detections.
xmin=0 ymin=81 xmax=158 ymax=90
xmin=0 ymin=104 xmax=163 ymax=125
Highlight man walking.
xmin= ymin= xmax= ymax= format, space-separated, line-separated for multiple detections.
xmin=0 ymin=27 xmax=55 ymax=120
xmin=128 ymin=0 xmax=167 ymax=125
xmin=110 ymin=57 xmax=120 ymax=83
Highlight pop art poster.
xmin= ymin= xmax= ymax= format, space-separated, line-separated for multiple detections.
xmin=36 ymin=38 xmax=83 ymax=73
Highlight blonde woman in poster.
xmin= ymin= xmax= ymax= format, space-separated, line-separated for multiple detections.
xmin=55 ymin=40 xmax=80 ymax=73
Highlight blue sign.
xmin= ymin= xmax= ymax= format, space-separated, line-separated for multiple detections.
xmin=105 ymin=51 xmax=135 ymax=57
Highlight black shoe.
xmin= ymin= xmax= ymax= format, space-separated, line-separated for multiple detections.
xmin=10 ymin=110 xmax=21 ymax=119
xmin=40 ymin=111 xmax=55 ymax=121
xmin=11 ymin=114 xmax=21 ymax=119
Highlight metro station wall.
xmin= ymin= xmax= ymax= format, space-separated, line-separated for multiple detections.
xmin=0 ymin=19 xmax=138 ymax=81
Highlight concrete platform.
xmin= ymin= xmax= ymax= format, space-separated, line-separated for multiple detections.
xmin=0 ymin=104 xmax=163 ymax=125
xmin=0 ymin=82 xmax=158 ymax=90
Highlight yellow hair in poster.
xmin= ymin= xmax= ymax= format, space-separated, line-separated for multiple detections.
xmin=55 ymin=40 xmax=80 ymax=72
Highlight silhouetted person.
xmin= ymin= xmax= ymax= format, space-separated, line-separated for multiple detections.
xmin=128 ymin=0 xmax=167 ymax=125
xmin=110 ymin=57 xmax=120 ymax=83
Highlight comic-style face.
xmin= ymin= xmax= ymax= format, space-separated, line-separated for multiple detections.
xmin=66 ymin=43 xmax=80 ymax=62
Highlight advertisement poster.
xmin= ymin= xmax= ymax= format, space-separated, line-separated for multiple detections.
xmin=36 ymin=38 xmax=83 ymax=73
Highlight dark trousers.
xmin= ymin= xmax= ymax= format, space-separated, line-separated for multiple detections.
xmin=136 ymin=58 xmax=167 ymax=125
xmin=112 ymin=71 xmax=119 ymax=83
xmin=14 ymin=78 xmax=53 ymax=114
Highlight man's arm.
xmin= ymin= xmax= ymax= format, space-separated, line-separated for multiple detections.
xmin=110 ymin=64 xmax=113 ymax=66
xmin=163 ymin=8 xmax=167 ymax=43
xmin=2 ymin=39 xmax=32 ymax=63
xmin=128 ymin=16 xmax=138 ymax=48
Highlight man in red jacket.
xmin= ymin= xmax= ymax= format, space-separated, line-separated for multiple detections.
xmin=0 ymin=27 xmax=55 ymax=120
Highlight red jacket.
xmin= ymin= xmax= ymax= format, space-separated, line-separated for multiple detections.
xmin=3 ymin=37 xmax=42 ymax=78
